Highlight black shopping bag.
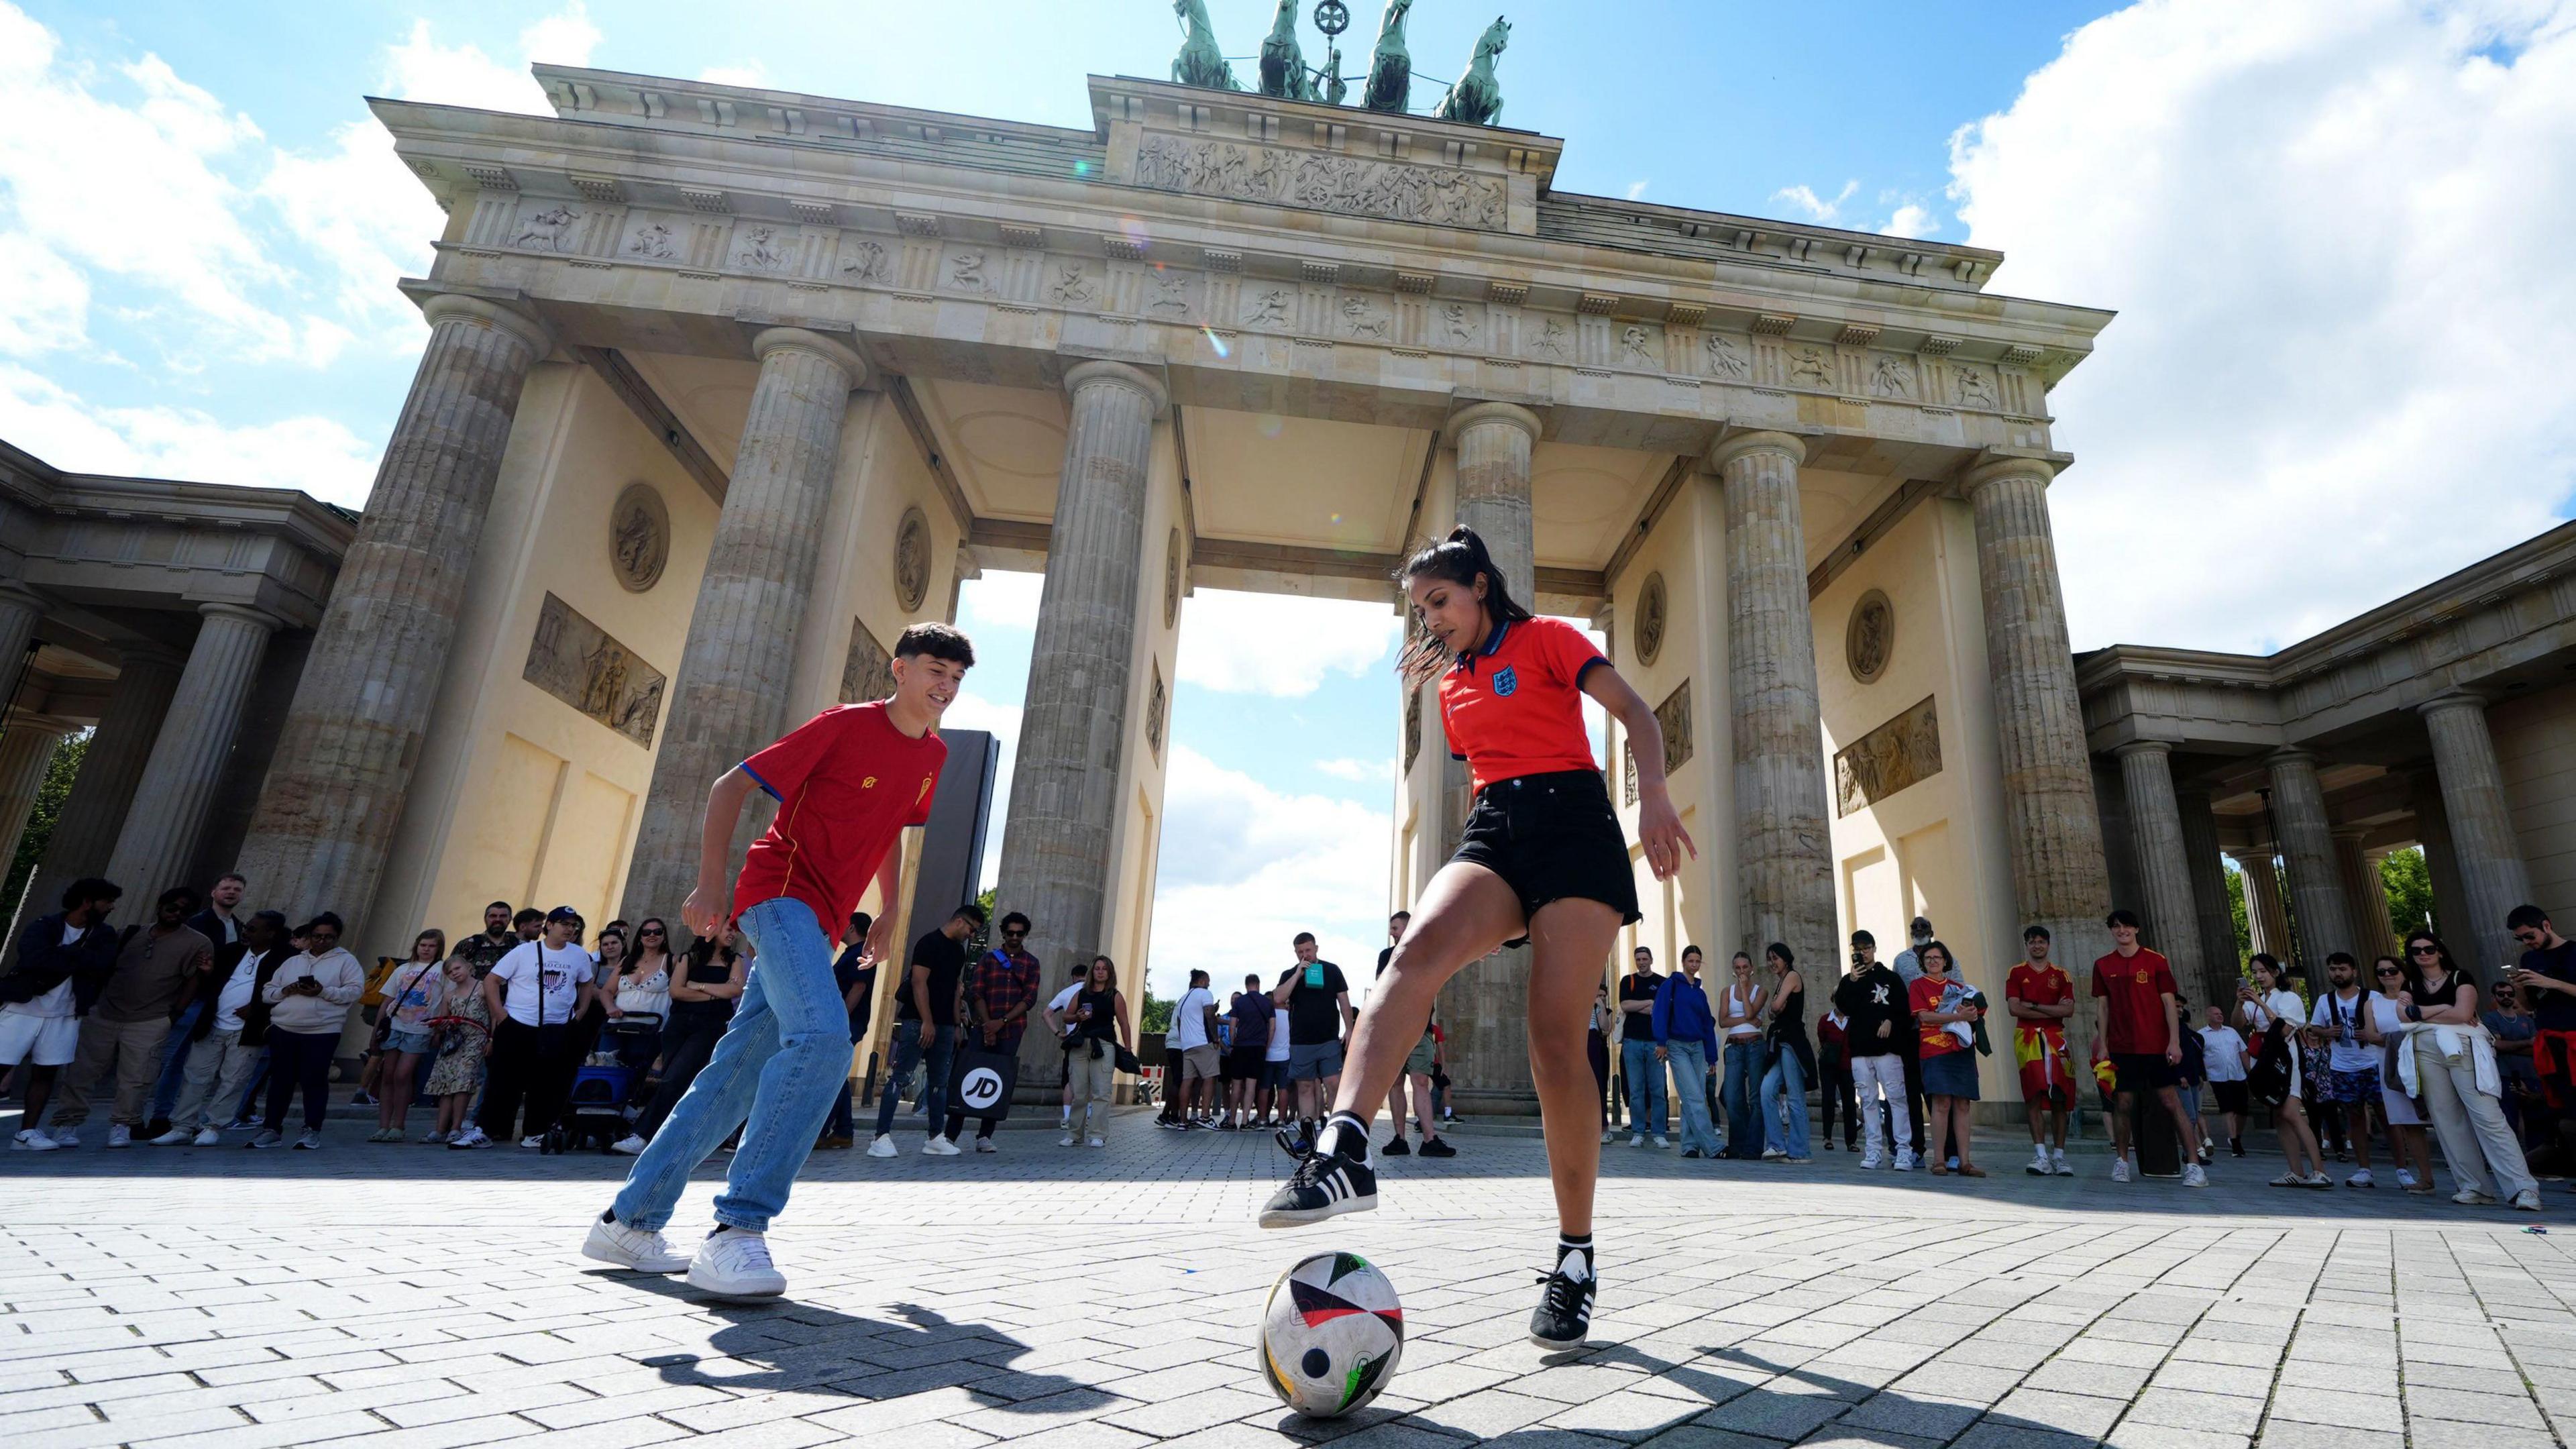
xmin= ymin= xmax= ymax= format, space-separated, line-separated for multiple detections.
xmin=947 ymin=1042 xmax=1019 ymax=1122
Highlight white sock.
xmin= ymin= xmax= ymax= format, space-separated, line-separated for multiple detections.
xmin=1556 ymin=1234 xmax=1595 ymax=1283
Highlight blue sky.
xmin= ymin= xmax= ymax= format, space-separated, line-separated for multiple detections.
xmin=5 ymin=1 xmax=2572 ymax=992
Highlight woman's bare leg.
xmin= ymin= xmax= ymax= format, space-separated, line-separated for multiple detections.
xmin=1327 ymin=863 xmax=1523 ymax=1128
xmin=1525 ymin=897 xmax=1622 ymax=1237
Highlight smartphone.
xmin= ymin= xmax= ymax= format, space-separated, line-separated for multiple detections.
xmin=1303 ymin=961 xmax=1326 ymax=989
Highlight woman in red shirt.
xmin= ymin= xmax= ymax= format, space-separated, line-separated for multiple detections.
xmin=1258 ymin=526 xmax=1695 ymax=1350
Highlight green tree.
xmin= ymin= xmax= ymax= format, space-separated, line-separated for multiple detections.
xmin=1140 ymin=987 xmax=1173 ymax=1036
xmin=2224 ymin=859 xmax=2250 ymax=965
xmin=2380 ymin=846 xmax=2438 ymax=942
xmin=1 ymin=729 xmax=88 ymax=924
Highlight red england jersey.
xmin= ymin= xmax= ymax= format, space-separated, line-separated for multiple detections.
xmin=733 ymin=702 xmax=944 ymax=930
xmin=1438 ymin=616 xmax=1607 ymax=792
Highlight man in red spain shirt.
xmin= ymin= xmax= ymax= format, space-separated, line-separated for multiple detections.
xmin=2006 ymin=925 xmax=2076 ymax=1178
xmin=2091 ymin=908 xmax=2207 ymax=1186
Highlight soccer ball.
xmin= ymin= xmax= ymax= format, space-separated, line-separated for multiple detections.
xmin=1258 ymin=1251 xmax=1404 ymax=1417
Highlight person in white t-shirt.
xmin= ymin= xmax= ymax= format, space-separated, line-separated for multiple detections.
xmin=1169 ymin=970 xmax=1220 ymax=1128
xmin=2306 ymin=952 xmax=2382 ymax=1188
xmin=1042 ymin=965 xmax=1088 ymax=1129
xmin=470 ymin=907 xmax=597 ymax=1148
xmin=2196 ymin=1005 xmax=2251 ymax=1159
xmin=1263 ymin=1000 xmax=1293 ymax=1126
xmin=2357 ymin=955 xmax=2437 ymax=1194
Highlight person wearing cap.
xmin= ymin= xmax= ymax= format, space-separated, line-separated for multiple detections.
xmin=469 ymin=906 xmax=598 ymax=1149
xmin=586 ymin=621 xmax=973 ymax=1299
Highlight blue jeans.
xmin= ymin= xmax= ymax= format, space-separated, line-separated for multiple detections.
xmin=871 ymin=1018 xmax=955 ymax=1140
xmin=1666 ymin=1039 xmax=1720 ymax=1154
xmin=1721 ymin=1039 xmax=1766 ymax=1159
xmin=610 ymin=898 xmax=847 ymax=1234
xmin=151 ymin=1002 xmax=204 ymax=1120
xmin=1760 ymin=1046 xmax=1811 ymax=1159
xmin=1620 ymin=1036 xmax=1666 ymax=1136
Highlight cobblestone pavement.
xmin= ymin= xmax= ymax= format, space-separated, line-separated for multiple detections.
xmin=6 ymin=1110 xmax=2575 ymax=1449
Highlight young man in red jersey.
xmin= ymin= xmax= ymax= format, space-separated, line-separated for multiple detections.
xmin=2092 ymin=908 xmax=2207 ymax=1187
xmin=584 ymin=623 xmax=973 ymax=1297
xmin=2006 ymin=925 xmax=2077 ymax=1177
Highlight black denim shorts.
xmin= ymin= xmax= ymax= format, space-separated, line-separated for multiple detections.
xmin=1452 ymin=769 xmax=1642 ymax=941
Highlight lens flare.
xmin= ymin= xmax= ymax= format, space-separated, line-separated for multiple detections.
xmin=1201 ymin=327 xmax=1232 ymax=358
xmin=1256 ymin=413 xmax=1285 ymax=438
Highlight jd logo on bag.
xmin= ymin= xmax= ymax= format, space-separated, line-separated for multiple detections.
xmin=948 ymin=1044 xmax=1018 ymax=1120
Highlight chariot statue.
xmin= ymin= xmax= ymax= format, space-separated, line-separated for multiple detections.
xmin=1433 ymin=15 xmax=1509 ymax=125
xmin=1362 ymin=0 xmax=1414 ymax=113
xmin=1171 ymin=0 xmax=1240 ymax=91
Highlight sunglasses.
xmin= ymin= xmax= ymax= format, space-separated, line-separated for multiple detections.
xmin=640 ymin=927 xmax=665 ymax=936
xmin=2375 ymin=967 xmax=2403 ymax=976
xmin=2410 ymin=945 xmax=2439 ymax=957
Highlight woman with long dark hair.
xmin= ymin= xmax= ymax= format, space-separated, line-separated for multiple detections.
xmin=1258 ymin=525 xmax=1695 ymax=1349
xmin=2397 ymin=931 xmax=2538 ymax=1210
xmin=2241 ymin=953 xmax=2328 ymax=1187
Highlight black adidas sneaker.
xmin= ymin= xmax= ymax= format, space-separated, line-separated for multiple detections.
xmin=1529 ymin=1260 xmax=1596 ymax=1348
xmin=1257 ymin=1138 xmax=1378 ymax=1228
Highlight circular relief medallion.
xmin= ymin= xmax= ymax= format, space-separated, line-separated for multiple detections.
xmin=893 ymin=507 xmax=932 ymax=612
xmin=1163 ymin=528 xmax=1183 ymax=629
xmin=608 ymin=482 xmax=669 ymax=593
xmin=1634 ymin=572 xmax=1668 ymax=668
xmin=1847 ymin=589 xmax=1895 ymax=685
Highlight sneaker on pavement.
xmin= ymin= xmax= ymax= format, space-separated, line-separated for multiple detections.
xmin=11 ymin=1129 xmax=57 ymax=1152
xmin=220 ymin=1118 xmax=255 ymax=1132
xmin=2454 ymin=1187 xmax=2496 ymax=1205
xmin=105 ymin=1124 xmax=131 ymax=1148
xmin=2397 ymin=1168 xmax=2418 ymax=1189
xmin=1627 ymin=1133 xmax=1644 ymax=1148
xmin=1419 ymin=1137 xmax=1456 ymax=1159
xmin=1085 ymin=1135 xmax=1105 ymax=1148
xmin=1059 ymin=1132 xmax=1078 ymax=1147
xmin=1258 ymin=1138 xmax=1379 ymax=1228
xmin=295 ymin=1130 xmax=322 ymax=1150
xmin=1652 ymin=1135 xmax=1670 ymax=1149
xmin=191 ymin=1127 xmax=220 ymax=1146
xmin=421 ymin=1130 xmax=451 ymax=1146
xmin=150 ymin=1127 xmax=195 ymax=1146
xmin=583 ymin=1212 xmax=690 ymax=1273
xmin=814 ymin=1134 xmax=853 ymax=1150
xmin=865 ymin=1134 xmax=897 ymax=1158
xmin=1892 ymin=1154 xmax=1918 ymax=1172
xmin=1529 ymin=1254 xmax=1596 ymax=1349
xmin=2052 ymin=1149 xmax=2074 ymax=1177
xmin=2347 ymin=1169 xmax=2375 ymax=1189
xmin=447 ymin=1128 xmax=491 ymax=1149
xmin=2183 ymin=1164 xmax=2208 ymax=1187
xmin=688 ymin=1228 xmax=786 ymax=1299
xmin=1761 ymin=1146 xmax=1787 ymax=1161
xmin=975 ymin=1136 xmax=997 ymax=1153
xmin=248 ymin=1129 xmax=284 ymax=1148
xmin=2110 ymin=1157 xmax=2132 ymax=1183
xmin=48 ymin=1127 xmax=78 ymax=1147
xmin=519 ymin=1135 xmax=546 ymax=1149
xmin=922 ymin=1135 xmax=961 ymax=1157
xmin=2229 ymin=1138 xmax=2246 ymax=1157
xmin=2027 ymin=1149 xmax=2053 ymax=1177
xmin=2512 ymin=1189 xmax=2542 ymax=1212
xmin=1381 ymin=1135 xmax=1412 ymax=1157
xmin=610 ymin=1134 xmax=645 ymax=1155
xmin=2304 ymin=1173 xmax=2334 ymax=1189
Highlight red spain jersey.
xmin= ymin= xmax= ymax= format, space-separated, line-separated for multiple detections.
xmin=1439 ymin=616 xmax=1607 ymax=792
xmin=733 ymin=702 xmax=944 ymax=930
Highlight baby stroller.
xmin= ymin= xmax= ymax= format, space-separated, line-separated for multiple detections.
xmin=544 ymin=1012 xmax=661 ymax=1155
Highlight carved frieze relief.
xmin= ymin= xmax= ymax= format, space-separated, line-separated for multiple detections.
xmin=525 ymin=593 xmax=665 ymax=747
xmin=608 ymin=482 xmax=668 ymax=593
xmin=1835 ymin=695 xmax=1941 ymax=817
xmin=1133 ymin=132 xmax=1508 ymax=231
xmin=840 ymin=620 xmax=895 ymax=704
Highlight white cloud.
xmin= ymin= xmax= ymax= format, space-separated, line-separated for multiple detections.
xmin=1624 ymin=179 xmax=1651 ymax=201
xmin=1878 ymin=203 xmax=1938 ymax=239
xmin=0 ymin=364 xmax=378 ymax=505
xmin=1147 ymin=745 xmax=1390 ymax=996
xmin=0 ymin=234 xmax=87 ymax=355
xmin=380 ymin=3 xmax=599 ymax=115
xmin=1177 ymin=590 xmax=1400 ymax=696
xmin=1950 ymin=0 xmax=2576 ymax=651
xmin=1772 ymin=179 xmax=1857 ymax=223
xmin=1312 ymin=757 xmax=1387 ymax=782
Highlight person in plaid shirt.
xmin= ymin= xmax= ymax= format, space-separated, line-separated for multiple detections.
xmin=941 ymin=912 xmax=1041 ymax=1151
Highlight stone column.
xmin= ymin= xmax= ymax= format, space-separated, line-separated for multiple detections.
xmin=235 ymin=294 xmax=550 ymax=929
xmin=99 ymin=605 xmax=280 ymax=902
xmin=2419 ymin=692 xmax=2535 ymax=974
xmin=2232 ymin=851 xmax=2291 ymax=966
xmin=17 ymin=647 xmax=182 ymax=927
xmin=1713 ymin=431 xmax=1836 ymax=963
xmin=0 ymin=582 xmax=42 ymax=690
xmin=2407 ymin=766 xmax=2468 ymax=943
xmin=1002 ymin=361 xmax=1165 ymax=1091
xmin=1964 ymin=457 xmax=2114 ymax=1011
xmin=2113 ymin=741 xmax=2205 ymax=999
xmin=2332 ymin=827 xmax=2392 ymax=961
xmin=1438 ymin=402 xmax=1543 ymax=1110
xmin=2178 ymin=790 xmax=2239 ymax=999
xmin=0 ymin=717 xmax=70 ymax=905
xmin=620 ymin=329 xmax=867 ymax=930
xmin=2265 ymin=749 xmax=2355 ymax=988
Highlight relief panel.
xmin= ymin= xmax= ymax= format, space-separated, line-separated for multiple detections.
xmin=1132 ymin=133 xmax=1509 ymax=231
xmin=1835 ymin=695 xmax=1943 ymax=818
xmin=523 ymin=592 xmax=667 ymax=747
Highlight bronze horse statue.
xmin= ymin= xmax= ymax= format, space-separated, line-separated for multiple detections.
xmin=1171 ymin=0 xmax=1240 ymax=91
xmin=1362 ymin=0 xmax=1413 ymax=113
xmin=1258 ymin=0 xmax=1318 ymax=101
xmin=1434 ymin=15 xmax=1509 ymax=125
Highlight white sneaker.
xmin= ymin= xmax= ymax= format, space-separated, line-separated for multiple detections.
xmin=1059 ymin=1132 xmax=1078 ymax=1147
xmin=2512 ymin=1189 xmax=2542 ymax=1212
xmin=2398 ymin=1168 xmax=2419 ymax=1189
xmin=149 ymin=1127 xmax=193 ymax=1146
xmin=1858 ymin=1155 xmax=1883 ymax=1171
xmin=2027 ymin=1148 xmax=2053 ymax=1177
xmin=11 ymin=1129 xmax=57 ymax=1152
xmin=582 ymin=1214 xmax=689 ymax=1273
xmin=1599 ymin=1129 xmax=1613 ymax=1144
xmin=2052 ymin=1148 xmax=2073 ymax=1177
xmin=606 ymin=1134 xmax=642 ymax=1155
xmin=1085 ymin=1135 xmax=1106 ymax=1148
xmin=1892 ymin=1154 xmax=1917 ymax=1172
xmin=519 ymin=1134 xmax=546 ymax=1149
xmin=1761 ymin=1146 xmax=1787 ymax=1161
xmin=688 ymin=1229 xmax=786 ymax=1299
xmin=2304 ymin=1172 xmax=2334 ymax=1189
xmin=2347 ymin=1169 xmax=2374 ymax=1189
xmin=447 ymin=1128 xmax=490 ymax=1149
xmin=2110 ymin=1157 xmax=2132 ymax=1183
xmin=975 ymin=1137 xmax=997 ymax=1153
xmin=48 ymin=1127 xmax=78 ymax=1147
xmin=2454 ymin=1187 xmax=2496 ymax=1205
xmin=2183 ymin=1164 xmax=2208 ymax=1188
xmin=191 ymin=1128 xmax=220 ymax=1146
xmin=105 ymin=1124 xmax=131 ymax=1148
xmin=865 ymin=1134 xmax=897 ymax=1158
xmin=922 ymin=1135 xmax=961 ymax=1157
xmin=1652 ymin=1135 xmax=1670 ymax=1149
xmin=1627 ymin=1134 xmax=1644 ymax=1148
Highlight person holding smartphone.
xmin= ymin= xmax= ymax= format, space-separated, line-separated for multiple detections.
xmin=2507 ymin=905 xmax=2576 ymax=1148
